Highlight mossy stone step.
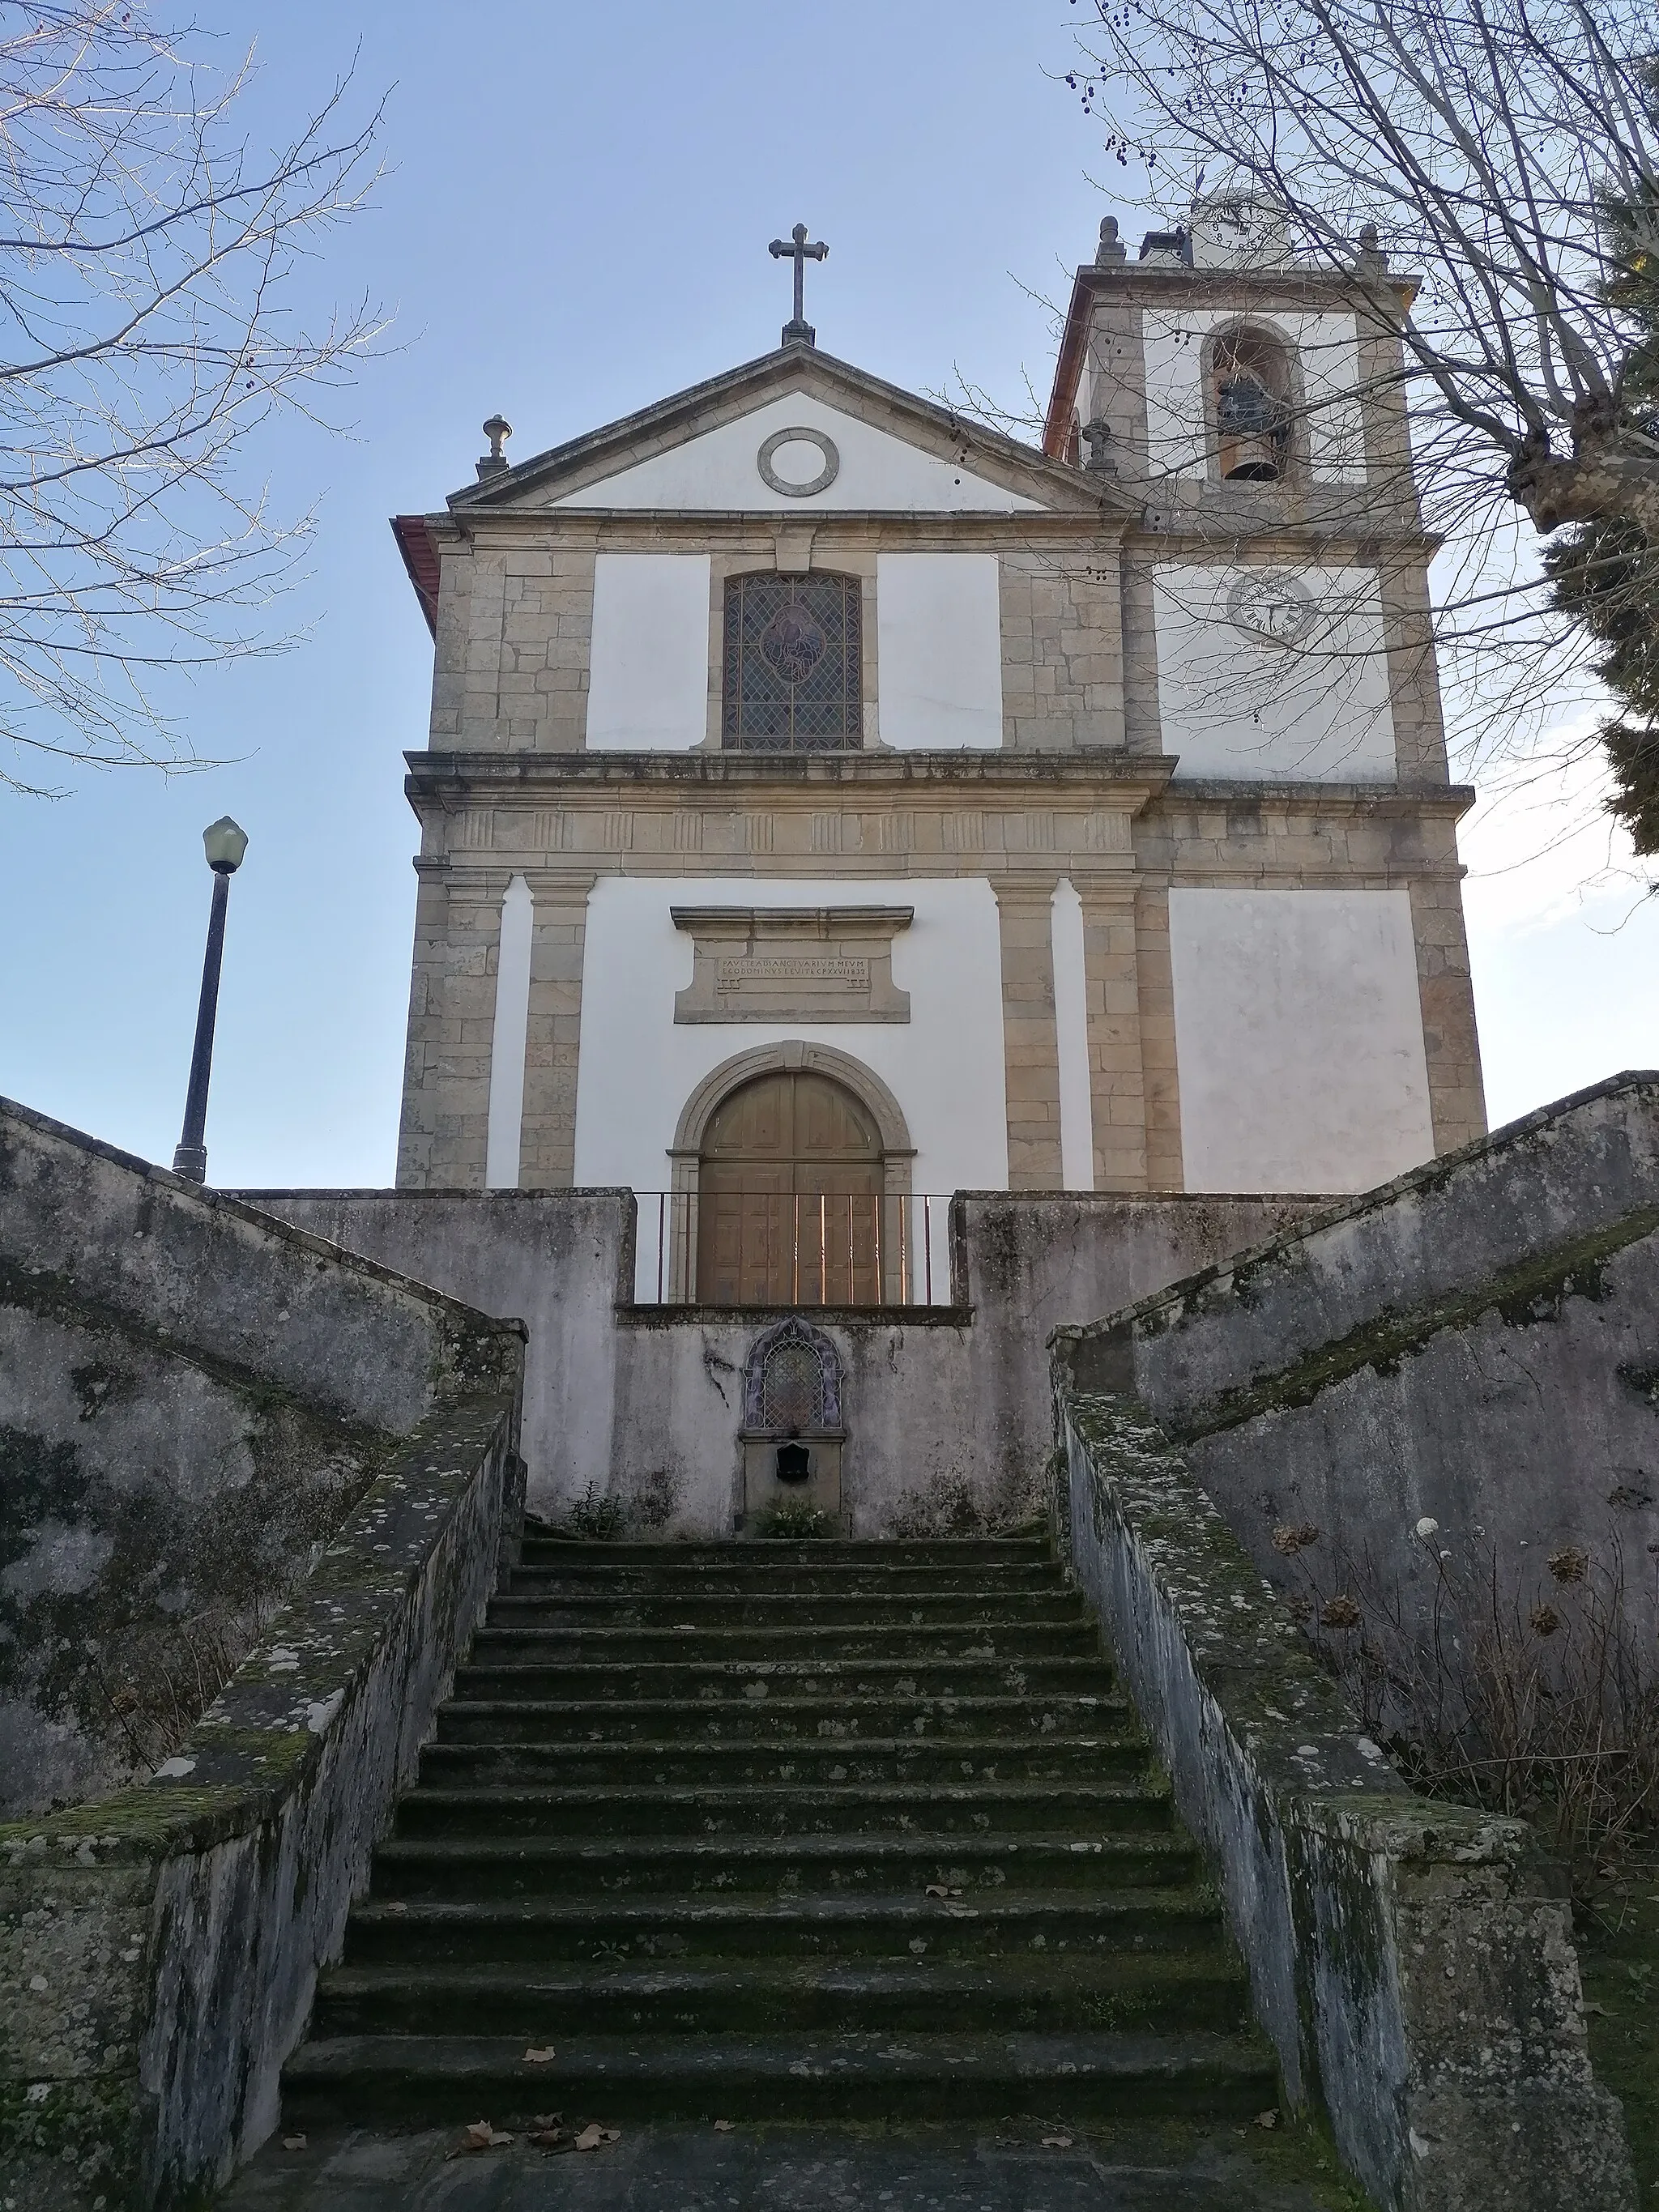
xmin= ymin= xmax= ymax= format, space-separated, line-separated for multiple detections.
xmin=277 ymin=1536 xmax=1277 ymax=2135
xmin=391 ymin=1779 xmax=1173 ymax=1842
xmin=366 ymin=1830 xmax=1202 ymax=1899
xmin=433 ymin=1691 xmax=1131 ymax=1745
xmin=505 ymin=1564 xmax=1072 ymax=1597
xmin=466 ymin=1622 xmax=1102 ymax=1665
xmin=310 ymin=1952 xmax=1253 ymax=2040
xmin=450 ymin=1656 xmax=1117 ymax=1703
xmin=516 ymin=1539 xmax=1054 ymax=1567
xmin=416 ymin=1733 xmax=1149 ymax=1789
xmin=339 ymin=1886 xmax=1228 ymax=1967
xmin=280 ymin=2028 xmax=1278 ymax=2127
xmin=489 ymin=1589 xmax=1087 ymax=1626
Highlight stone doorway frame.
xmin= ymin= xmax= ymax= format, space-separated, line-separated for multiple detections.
xmin=665 ymin=1041 xmax=916 ymax=1303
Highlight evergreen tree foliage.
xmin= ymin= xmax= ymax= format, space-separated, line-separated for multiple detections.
xmin=1546 ymin=75 xmax=1659 ymax=853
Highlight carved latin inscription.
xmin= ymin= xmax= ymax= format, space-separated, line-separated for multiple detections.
xmin=672 ymin=906 xmax=912 ymax=1025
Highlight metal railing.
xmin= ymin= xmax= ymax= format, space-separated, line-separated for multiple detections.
xmin=633 ymin=1190 xmax=952 ymax=1309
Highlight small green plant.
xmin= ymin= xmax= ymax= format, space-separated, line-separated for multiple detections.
xmin=557 ymin=1485 xmax=631 ymax=1541
xmin=751 ymin=1499 xmax=836 ymax=1540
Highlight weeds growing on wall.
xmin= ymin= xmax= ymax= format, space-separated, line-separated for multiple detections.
xmin=1277 ymin=1524 xmax=1659 ymax=1854
xmin=544 ymin=1470 xmax=676 ymax=1542
xmin=886 ymin=1470 xmax=1043 ymax=1540
xmin=750 ymin=1499 xmax=837 ymax=1540
xmin=96 ymin=1588 xmax=291 ymax=1775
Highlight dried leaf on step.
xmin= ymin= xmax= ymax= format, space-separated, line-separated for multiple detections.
xmin=531 ymin=2114 xmax=563 ymax=2129
xmin=714 ymin=2120 xmax=734 ymax=2132
xmin=523 ymin=2046 xmax=556 ymax=2063
xmin=1254 ymin=2109 xmax=1280 ymax=2130
xmin=530 ymin=2129 xmax=565 ymax=2149
xmin=570 ymin=2125 xmax=622 ymax=2151
xmin=280 ymin=2136 xmax=307 ymax=2152
xmin=447 ymin=2120 xmax=513 ymax=2159
xmin=924 ymin=1883 xmax=950 ymax=1896
xmin=1041 ymin=2135 xmax=1073 ymax=2149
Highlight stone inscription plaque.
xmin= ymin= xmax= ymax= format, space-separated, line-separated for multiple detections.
xmin=672 ymin=907 xmax=911 ymax=1025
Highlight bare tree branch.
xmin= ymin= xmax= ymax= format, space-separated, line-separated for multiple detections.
xmin=0 ymin=2 xmax=387 ymax=795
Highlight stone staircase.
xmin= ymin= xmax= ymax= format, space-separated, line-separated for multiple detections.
xmin=280 ymin=1536 xmax=1277 ymax=2127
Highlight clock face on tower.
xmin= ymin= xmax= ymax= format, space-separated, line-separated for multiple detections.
xmin=1189 ymin=193 xmax=1291 ymax=269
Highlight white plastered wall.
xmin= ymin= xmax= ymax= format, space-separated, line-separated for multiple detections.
xmin=1136 ymin=309 xmax=1365 ymax=482
xmin=572 ymin=876 xmax=1010 ymax=1294
xmin=1153 ymin=564 xmax=1397 ymax=782
xmin=1168 ymin=887 xmax=1434 ymax=1192
xmin=585 ymin=552 xmax=711 ymax=750
xmin=875 ymin=553 xmax=1004 ymax=749
xmin=552 ymin=393 xmax=1040 ymax=514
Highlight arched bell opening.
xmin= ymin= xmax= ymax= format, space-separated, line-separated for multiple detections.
xmin=1209 ymin=326 xmax=1294 ymax=484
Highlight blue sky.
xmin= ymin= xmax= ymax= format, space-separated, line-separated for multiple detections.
xmin=1 ymin=0 xmax=1652 ymax=1187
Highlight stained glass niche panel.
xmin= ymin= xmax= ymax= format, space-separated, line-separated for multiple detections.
xmin=722 ymin=572 xmax=862 ymax=751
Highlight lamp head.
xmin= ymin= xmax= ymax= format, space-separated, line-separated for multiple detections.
xmin=202 ymin=816 xmax=249 ymax=874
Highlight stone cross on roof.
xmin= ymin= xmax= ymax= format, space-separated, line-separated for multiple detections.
xmin=769 ymin=222 xmax=828 ymax=349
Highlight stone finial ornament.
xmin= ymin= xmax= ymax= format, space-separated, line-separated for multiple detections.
xmin=1081 ymin=418 xmax=1115 ymax=472
xmin=1095 ymin=215 xmax=1128 ymax=266
xmin=476 ymin=413 xmax=512 ymax=480
xmin=1354 ymin=224 xmax=1389 ymax=279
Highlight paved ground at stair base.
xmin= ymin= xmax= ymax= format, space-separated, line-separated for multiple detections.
xmin=220 ymin=2120 xmax=1366 ymax=2210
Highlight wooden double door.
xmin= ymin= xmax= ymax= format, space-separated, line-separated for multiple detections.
xmin=697 ymin=1071 xmax=884 ymax=1306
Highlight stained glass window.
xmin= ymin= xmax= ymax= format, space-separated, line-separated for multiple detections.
xmin=722 ymin=572 xmax=862 ymax=751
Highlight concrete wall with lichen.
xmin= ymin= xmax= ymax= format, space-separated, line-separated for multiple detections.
xmin=1055 ymin=1070 xmax=1659 ymax=1672
xmin=245 ymin=1186 xmax=1311 ymax=1535
xmin=1053 ymin=1386 xmax=1636 ymax=2212
xmin=0 ymin=1393 xmax=522 ymax=2212
xmin=0 ymin=1097 xmax=524 ymax=1820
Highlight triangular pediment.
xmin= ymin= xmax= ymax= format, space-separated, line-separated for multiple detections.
xmin=450 ymin=347 xmax=1128 ymax=518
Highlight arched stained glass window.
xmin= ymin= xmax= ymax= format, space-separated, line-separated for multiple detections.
xmin=722 ymin=572 xmax=862 ymax=751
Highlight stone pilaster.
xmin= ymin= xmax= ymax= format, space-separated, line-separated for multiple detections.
xmin=1407 ymin=872 xmax=1487 ymax=1155
xmin=995 ymin=872 xmax=1064 ymax=1189
xmin=518 ymin=876 xmax=596 ymax=1187
xmin=1073 ymin=873 xmax=1148 ymax=1191
xmin=394 ymin=861 xmax=504 ymax=1191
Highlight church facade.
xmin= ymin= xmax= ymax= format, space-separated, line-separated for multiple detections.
xmin=388 ymin=206 xmax=1484 ymax=1303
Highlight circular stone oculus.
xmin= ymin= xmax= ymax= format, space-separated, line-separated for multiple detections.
xmin=757 ymin=426 xmax=841 ymax=498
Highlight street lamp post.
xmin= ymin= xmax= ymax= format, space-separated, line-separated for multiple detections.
xmin=172 ymin=816 xmax=249 ymax=1184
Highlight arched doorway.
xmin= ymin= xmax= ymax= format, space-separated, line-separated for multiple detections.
xmin=697 ymin=1069 xmax=883 ymax=1305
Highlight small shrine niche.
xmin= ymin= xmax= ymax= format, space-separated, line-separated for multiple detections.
xmin=738 ymin=1316 xmax=845 ymax=1531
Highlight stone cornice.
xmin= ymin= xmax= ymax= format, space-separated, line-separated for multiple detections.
xmin=406 ymin=748 xmax=1179 ymax=809
xmin=405 ymin=750 xmax=1472 ymax=822
xmin=1149 ymin=778 xmax=1475 ymax=819
xmin=420 ymin=504 xmax=1431 ymax=560
xmin=425 ymin=509 xmax=1132 ymax=549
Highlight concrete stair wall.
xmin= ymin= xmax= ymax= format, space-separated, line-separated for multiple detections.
xmin=279 ymin=1538 xmax=1278 ymax=2127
